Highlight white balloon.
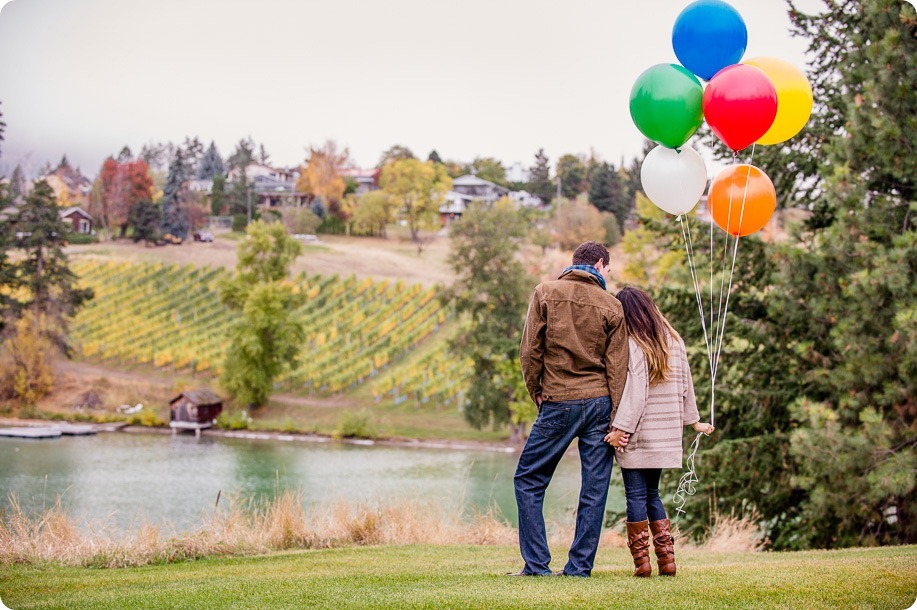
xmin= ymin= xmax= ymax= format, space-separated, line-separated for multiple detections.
xmin=640 ymin=145 xmax=708 ymax=216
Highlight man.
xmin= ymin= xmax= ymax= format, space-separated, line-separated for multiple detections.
xmin=511 ymin=241 xmax=629 ymax=577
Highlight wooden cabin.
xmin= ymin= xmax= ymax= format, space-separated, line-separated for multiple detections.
xmin=169 ymin=389 xmax=223 ymax=436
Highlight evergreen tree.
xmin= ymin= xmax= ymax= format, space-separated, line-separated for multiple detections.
xmin=161 ymin=152 xmax=189 ymax=239
xmin=11 ymin=180 xmax=93 ymax=345
xmin=198 ymin=141 xmax=225 ymax=179
xmin=588 ymin=161 xmax=631 ymax=231
xmin=528 ymin=148 xmax=553 ymax=203
xmin=658 ymin=0 xmax=917 ymax=549
xmin=427 ymin=149 xmax=443 ymax=164
xmin=117 ymin=146 xmax=133 ymax=162
xmin=128 ymin=200 xmax=161 ymax=246
xmin=0 ymin=100 xmax=6 ymax=157
xmin=443 ymin=198 xmax=534 ymax=442
xmin=9 ymin=165 xmax=24 ymax=200
xmin=210 ymin=174 xmax=226 ymax=215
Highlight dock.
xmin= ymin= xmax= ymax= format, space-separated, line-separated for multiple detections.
xmin=0 ymin=423 xmax=106 ymax=439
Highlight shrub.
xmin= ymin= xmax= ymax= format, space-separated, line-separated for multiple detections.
xmin=334 ymin=409 xmax=377 ymax=439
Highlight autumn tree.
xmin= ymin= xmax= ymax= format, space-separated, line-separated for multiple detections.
xmin=97 ymin=157 xmax=154 ymax=237
xmin=552 ymin=195 xmax=607 ymax=249
xmin=295 ymin=140 xmax=350 ymax=210
xmin=443 ymin=198 xmax=534 ymax=442
xmin=380 ymin=158 xmax=452 ymax=250
xmin=219 ymin=220 xmax=304 ymax=408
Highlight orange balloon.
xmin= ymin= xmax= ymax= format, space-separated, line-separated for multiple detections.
xmin=708 ymin=164 xmax=776 ymax=237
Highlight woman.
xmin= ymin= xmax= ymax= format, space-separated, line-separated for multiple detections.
xmin=604 ymin=287 xmax=714 ymax=577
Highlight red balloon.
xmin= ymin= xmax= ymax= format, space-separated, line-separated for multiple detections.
xmin=703 ymin=64 xmax=778 ymax=151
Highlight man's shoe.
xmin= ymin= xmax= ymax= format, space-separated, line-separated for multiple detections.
xmin=505 ymin=570 xmax=550 ymax=576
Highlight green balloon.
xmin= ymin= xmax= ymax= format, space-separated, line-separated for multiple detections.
xmin=630 ymin=64 xmax=704 ymax=149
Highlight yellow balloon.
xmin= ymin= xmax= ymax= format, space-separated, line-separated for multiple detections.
xmin=744 ymin=57 xmax=813 ymax=146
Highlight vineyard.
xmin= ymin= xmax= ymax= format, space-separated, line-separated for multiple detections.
xmin=71 ymin=260 xmax=470 ymax=404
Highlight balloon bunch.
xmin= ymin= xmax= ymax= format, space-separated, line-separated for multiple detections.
xmin=628 ymin=0 xmax=813 ymax=516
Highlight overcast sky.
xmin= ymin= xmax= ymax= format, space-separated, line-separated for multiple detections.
xmin=0 ymin=0 xmax=829 ymax=177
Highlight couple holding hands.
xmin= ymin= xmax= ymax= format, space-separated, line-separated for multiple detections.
xmin=512 ymin=241 xmax=714 ymax=578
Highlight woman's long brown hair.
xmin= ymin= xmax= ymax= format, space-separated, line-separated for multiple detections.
xmin=616 ymin=287 xmax=679 ymax=386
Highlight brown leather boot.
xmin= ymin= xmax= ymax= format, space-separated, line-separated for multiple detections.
xmin=626 ymin=520 xmax=652 ymax=577
xmin=649 ymin=518 xmax=676 ymax=576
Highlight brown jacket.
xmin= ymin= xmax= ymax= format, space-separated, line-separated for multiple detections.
xmin=519 ymin=269 xmax=629 ymax=412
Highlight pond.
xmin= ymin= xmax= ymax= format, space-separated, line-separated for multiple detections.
xmin=0 ymin=432 xmax=625 ymax=531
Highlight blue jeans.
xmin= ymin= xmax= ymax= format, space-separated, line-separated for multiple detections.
xmin=620 ymin=468 xmax=667 ymax=523
xmin=513 ymin=396 xmax=614 ymax=577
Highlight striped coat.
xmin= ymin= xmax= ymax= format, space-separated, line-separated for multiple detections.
xmin=612 ymin=335 xmax=700 ymax=469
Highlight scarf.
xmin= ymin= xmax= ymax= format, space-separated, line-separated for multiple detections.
xmin=561 ymin=265 xmax=607 ymax=291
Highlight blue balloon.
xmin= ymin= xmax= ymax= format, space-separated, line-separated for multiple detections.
xmin=672 ymin=0 xmax=747 ymax=81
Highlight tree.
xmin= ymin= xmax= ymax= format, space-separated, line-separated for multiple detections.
xmin=210 ymin=174 xmax=226 ymax=215
xmin=443 ymin=198 xmax=534 ymax=442
xmin=117 ymin=146 xmax=132 ymax=162
xmin=128 ymin=200 xmax=161 ymax=246
xmin=198 ymin=141 xmax=225 ymax=180
xmin=9 ymin=165 xmax=24 ymax=200
xmin=295 ymin=141 xmax=349 ymax=208
xmin=257 ymin=143 xmax=271 ymax=165
xmin=645 ymin=0 xmax=917 ymax=549
xmin=427 ymin=150 xmax=443 ymax=164
xmin=464 ymin=157 xmax=507 ymax=185
xmin=10 ymin=180 xmax=93 ymax=346
xmin=380 ymin=158 xmax=451 ymax=249
xmin=161 ymin=152 xmax=190 ymax=239
xmin=551 ymin=195 xmax=607 ymax=249
xmin=352 ymin=190 xmax=397 ymax=237
xmin=761 ymin=0 xmax=917 ymax=547
xmin=377 ymin=144 xmax=415 ymax=168
xmin=528 ymin=148 xmax=554 ymax=203
xmin=280 ymin=206 xmax=320 ymax=235
xmin=181 ymin=136 xmax=204 ymax=178
xmin=218 ymin=220 xmax=304 ymax=408
xmin=0 ymin=100 xmax=6 ymax=157
xmin=556 ymin=154 xmax=588 ymax=199
xmin=589 ymin=161 xmax=631 ymax=231
xmin=98 ymin=157 xmax=154 ymax=237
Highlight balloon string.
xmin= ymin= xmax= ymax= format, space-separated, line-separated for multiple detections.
xmin=678 ymin=215 xmax=714 ymax=374
xmin=673 ymin=432 xmax=703 ymax=517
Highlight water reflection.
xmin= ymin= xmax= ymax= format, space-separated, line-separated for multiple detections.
xmin=0 ymin=433 xmax=623 ymax=531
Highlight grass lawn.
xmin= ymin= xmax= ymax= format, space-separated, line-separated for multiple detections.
xmin=2 ymin=544 xmax=915 ymax=609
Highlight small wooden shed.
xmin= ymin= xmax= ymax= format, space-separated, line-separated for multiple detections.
xmin=169 ymin=389 xmax=223 ymax=436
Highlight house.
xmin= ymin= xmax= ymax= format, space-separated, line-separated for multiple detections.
xmin=340 ymin=168 xmax=381 ymax=196
xmin=169 ymin=389 xmax=223 ymax=437
xmin=451 ymin=174 xmax=510 ymax=203
xmin=509 ymin=190 xmax=544 ymax=209
xmin=40 ymin=160 xmax=92 ymax=206
xmin=59 ymin=207 xmax=93 ymax=234
xmin=505 ymin=162 xmax=531 ymax=184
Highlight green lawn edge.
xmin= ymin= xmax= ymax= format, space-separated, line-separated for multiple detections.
xmin=3 ymin=544 xmax=916 ymax=610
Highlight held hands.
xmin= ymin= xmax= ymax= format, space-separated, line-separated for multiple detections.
xmin=603 ymin=427 xmax=630 ymax=452
xmin=692 ymin=422 xmax=715 ymax=436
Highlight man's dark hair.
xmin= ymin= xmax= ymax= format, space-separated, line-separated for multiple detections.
xmin=572 ymin=241 xmax=609 ymax=266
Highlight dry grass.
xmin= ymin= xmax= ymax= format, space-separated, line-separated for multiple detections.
xmin=0 ymin=491 xmax=763 ymax=569
xmin=0 ymin=491 xmax=520 ymax=568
